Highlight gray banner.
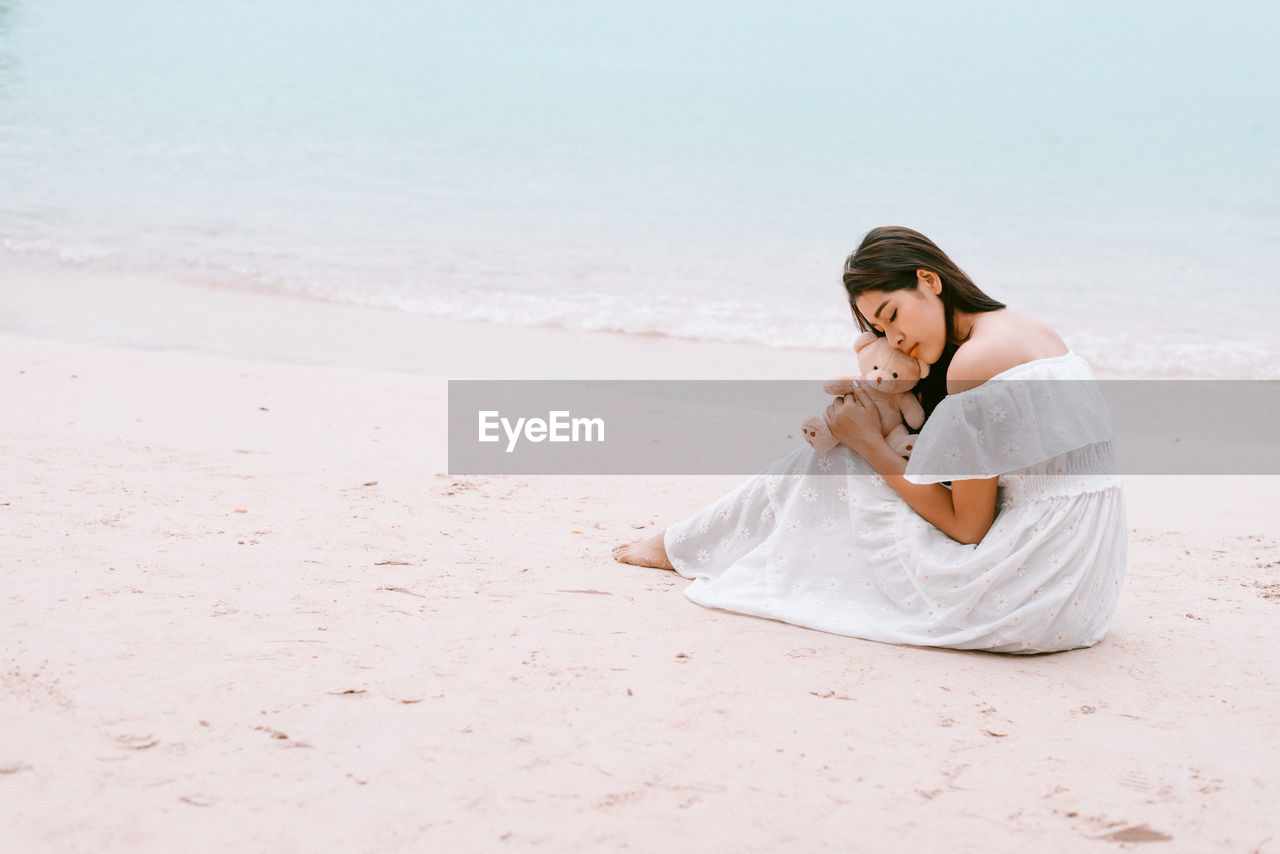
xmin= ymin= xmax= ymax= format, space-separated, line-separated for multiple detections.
xmin=447 ymin=380 xmax=1280 ymax=475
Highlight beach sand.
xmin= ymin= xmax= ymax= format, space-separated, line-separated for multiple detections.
xmin=2 ymin=272 xmax=1278 ymax=852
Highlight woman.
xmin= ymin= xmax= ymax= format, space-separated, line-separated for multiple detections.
xmin=614 ymin=226 xmax=1127 ymax=653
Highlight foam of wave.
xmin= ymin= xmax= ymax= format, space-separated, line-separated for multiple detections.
xmin=5 ymin=238 xmax=1276 ymax=381
xmin=2 ymin=236 xmax=121 ymax=266
xmin=282 ymin=278 xmax=1280 ymax=380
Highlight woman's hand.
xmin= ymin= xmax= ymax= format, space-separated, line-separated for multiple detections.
xmin=824 ymin=387 xmax=887 ymax=455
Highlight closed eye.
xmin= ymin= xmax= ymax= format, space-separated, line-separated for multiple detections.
xmin=873 ymin=309 xmax=898 ymax=333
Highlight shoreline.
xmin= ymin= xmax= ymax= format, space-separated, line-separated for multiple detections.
xmin=0 ymin=255 xmax=866 ymax=381
xmin=2 ymin=254 xmax=1143 ymax=381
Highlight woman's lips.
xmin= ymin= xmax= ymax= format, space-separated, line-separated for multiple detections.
xmin=907 ymin=344 xmax=919 ymax=358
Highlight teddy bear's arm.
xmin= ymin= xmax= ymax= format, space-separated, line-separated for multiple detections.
xmin=899 ymin=391 xmax=925 ymax=429
xmin=821 ymin=376 xmax=861 ymax=395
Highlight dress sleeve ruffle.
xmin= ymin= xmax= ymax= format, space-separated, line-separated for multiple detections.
xmin=903 ymin=368 xmax=1116 ymax=484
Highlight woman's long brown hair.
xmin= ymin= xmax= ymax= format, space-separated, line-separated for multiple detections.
xmin=842 ymin=226 xmax=1007 ymax=421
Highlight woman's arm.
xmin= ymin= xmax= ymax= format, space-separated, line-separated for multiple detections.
xmin=854 ymin=440 xmax=997 ymax=545
xmin=824 ymin=392 xmax=998 ymax=545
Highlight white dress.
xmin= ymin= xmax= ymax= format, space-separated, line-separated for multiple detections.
xmin=664 ymin=351 xmax=1127 ymax=653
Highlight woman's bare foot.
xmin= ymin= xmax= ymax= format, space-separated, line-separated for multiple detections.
xmin=612 ymin=530 xmax=675 ymax=570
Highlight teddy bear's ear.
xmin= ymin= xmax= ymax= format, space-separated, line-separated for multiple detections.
xmin=916 ymin=355 xmax=930 ymax=379
xmin=853 ymin=331 xmax=880 ymax=352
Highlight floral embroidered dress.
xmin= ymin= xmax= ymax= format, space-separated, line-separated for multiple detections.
xmin=663 ymin=351 xmax=1127 ymax=653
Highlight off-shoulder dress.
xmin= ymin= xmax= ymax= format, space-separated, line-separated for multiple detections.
xmin=663 ymin=351 xmax=1127 ymax=653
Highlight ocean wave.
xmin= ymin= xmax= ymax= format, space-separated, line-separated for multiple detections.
xmin=4 ymin=235 xmax=1277 ymax=380
xmin=277 ymin=278 xmax=1280 ymax=380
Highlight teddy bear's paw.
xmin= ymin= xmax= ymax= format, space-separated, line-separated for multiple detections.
xmin=887 ymin=432 xmax=916 ymax=458
xmin=801 ymin=417 xmax=839 ymax=452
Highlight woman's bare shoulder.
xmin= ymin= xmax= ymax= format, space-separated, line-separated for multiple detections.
xmin=947 ymin=312 xmax=1068 ymax=395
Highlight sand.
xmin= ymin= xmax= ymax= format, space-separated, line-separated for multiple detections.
xmin=2 ymin=275 xmax=1279 ymax=852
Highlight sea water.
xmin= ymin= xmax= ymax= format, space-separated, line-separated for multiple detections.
xmin=1 ymin=0 xmax=1276 ymax=377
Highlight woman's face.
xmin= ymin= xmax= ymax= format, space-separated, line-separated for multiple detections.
xmin=853 ymin=270 xmax=946 ymax=365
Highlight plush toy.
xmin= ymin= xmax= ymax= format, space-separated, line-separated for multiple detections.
xmin=801 ymin=331 xmax=929 ymax=458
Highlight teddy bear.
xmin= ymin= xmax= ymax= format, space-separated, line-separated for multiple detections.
xmin=801 ymin=331 xmax=929 ymax=458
